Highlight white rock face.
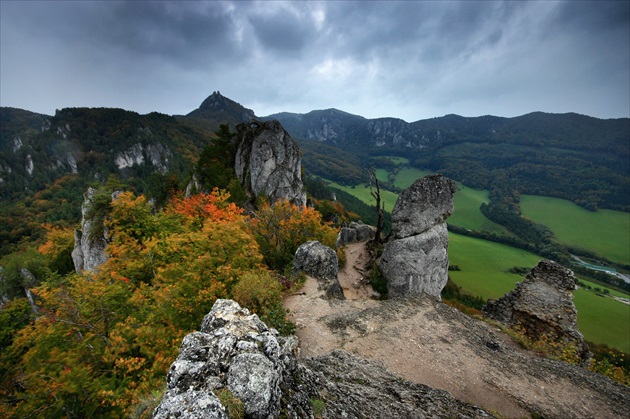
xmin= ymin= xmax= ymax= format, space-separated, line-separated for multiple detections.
xmin=13 ymin=137 xmax=23 ymax=153
xmin=66 ymin=153 xmax=78 ymax=174
xmin=114 ymin=142 xmax=172 ymax=173
xmin=26 ymin=154 xmax=34 ymax=176
xmin=115 ymin=143 xmax=145 ymax=169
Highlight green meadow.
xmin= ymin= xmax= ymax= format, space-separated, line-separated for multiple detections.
xmin=448 ymin=233 xmax=630 ymax=352
xmin=327 ymin=181 xmax=399 ymax=212
xmin=448 ymin=233 xmax=542 ymax=299
xmin=520 ymin=195 xmax=630 ymax=265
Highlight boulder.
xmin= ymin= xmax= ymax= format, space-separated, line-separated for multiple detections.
xmin=483 ymin=260 xmax=591 ymax=363
xmin=234 ymin=120 xmax=306 ymax=206
xmin=153 ymin=299 xmax=313 ymax=419
xmin=71 ymin=187 xmax=113 ymax=273
xmin=292 ymin=241 xmax=345 ymax=300
xmin=380 ymin=175 xmax=456 ymax=299
xmin=336 ymin=221 xmax=375 ymax=247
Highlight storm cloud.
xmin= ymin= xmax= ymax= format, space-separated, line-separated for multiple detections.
xmin=1 ymin=0 xmax=628 ymax=121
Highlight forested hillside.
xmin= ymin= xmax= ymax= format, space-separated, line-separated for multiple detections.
xmin=267 ymin=110 xmax=629 ymax=212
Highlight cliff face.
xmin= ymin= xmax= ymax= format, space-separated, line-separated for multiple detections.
xmin=234 ymin=120 xmax=306 ymax=206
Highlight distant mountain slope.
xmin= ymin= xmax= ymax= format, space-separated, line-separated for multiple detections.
xmin=264 ymin=109 xmax=629 ymax=211
xmin=0 ymin=107 xmax=215 ymax=202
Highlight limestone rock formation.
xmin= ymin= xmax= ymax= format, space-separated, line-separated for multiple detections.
xmin=292 ymin=241 xmax=345 ymax=300
xmin=380 ymin=175 xmax=456 ymax=299
xmin=234 ymin=120 xmax=306 ymax=206
xmin=71 ymin=187 xmax=113 ymax=273
xmin=154 ymin=299 xmax=492 ymax=418
xmin=153 ymin=299 xmax=313 ymax=419
xmin=336 ymin=220 xmax=375 ymax=247
xmin=483 ymin=260 xmax=591 ymax=362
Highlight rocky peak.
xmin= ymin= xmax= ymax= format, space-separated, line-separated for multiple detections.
xmin=153 ymin=299 xmax=311 ymax=418
xmin=71 ymin=187 xmax=114 ymax=273
xmin=234 ymin=120 xmax=306 ymax=206
xmin=188 ymin=91 xmax=256 ymax=122
xmin=483 ymin=260 xmax=591 ymax=363
xmin=380 ymin=175 xmax=456 ymax=299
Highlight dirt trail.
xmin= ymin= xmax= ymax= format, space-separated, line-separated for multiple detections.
xmin=283 ymin=241 xmax=629 ymax=418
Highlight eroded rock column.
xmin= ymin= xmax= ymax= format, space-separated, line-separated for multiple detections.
xmin=380 ymin=175 xmax=456 ymax=299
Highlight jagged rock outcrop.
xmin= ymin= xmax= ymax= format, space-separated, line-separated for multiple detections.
xmin=336 ymin=221 xmax=375 ymax=247
xmin=292 ymin=241 xmax=345 ymax=300
xmin=153 ymin=299 xmax=313 ymax=418
xmin=154 ymin=299 xmax=492 ymax=418
xmin=483 ymin=259 xmax=591 ymax=362
xmin=380 ymin=175 xmax=456 ymax=299
xmin=234 ymin=120 xmax=306 ymax=206
xmin=71 ymin=188 xmax=113 ymax=273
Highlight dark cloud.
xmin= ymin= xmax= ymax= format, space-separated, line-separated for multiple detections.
xmin=1 ymin=1 xmax=628 ymax=120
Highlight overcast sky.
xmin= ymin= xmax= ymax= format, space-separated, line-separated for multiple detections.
xmin=1 ymin=1 xmax=628 ymax=122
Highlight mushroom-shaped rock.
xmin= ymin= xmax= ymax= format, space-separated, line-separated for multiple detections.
xmin=380 ymin=175 xmax=456 ymax=299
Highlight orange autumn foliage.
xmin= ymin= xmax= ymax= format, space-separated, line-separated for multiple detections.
xmin=168 ymin=189 xmax=243 ymax=226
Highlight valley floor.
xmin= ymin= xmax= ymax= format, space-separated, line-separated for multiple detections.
xmin=283 ymin=242 xmax=630 ymax=418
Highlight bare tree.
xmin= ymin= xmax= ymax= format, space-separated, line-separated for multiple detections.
xmin=368 ymin=167 xmax=385 ymax=244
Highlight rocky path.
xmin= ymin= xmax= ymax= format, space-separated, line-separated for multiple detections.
xmin=283 ymin=241 xmax=630 ymax=419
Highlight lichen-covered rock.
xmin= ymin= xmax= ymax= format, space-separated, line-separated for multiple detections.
xmin=153 ymin=389 xmax=227 ymax=419
xmin=380 ymin=175 xmax=456 ymax=299
xmin=153 ymin=299 xmax=312 ymax=419
xmin=336 ymin=221 xmax=375 ymax=247
xmin=234 ymin=120 xmax=306 ymax=206
xmin=292 ymin=241 xmax=345 ymax=300
xmin=71 ymin=187 xmax=112 ymax=273
xmin=483 ymin=260 xmax=591 ymax=363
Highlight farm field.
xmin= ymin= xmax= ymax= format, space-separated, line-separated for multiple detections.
xmin=448 ymin=233 xmax=630 ymax=352
xmin=448 ymin=233 xmax=542 ymax=299
xmin=520 ymin=195 xmax=630 ymax=265
xmin=327 ymin=181 xmax=399 ymax=212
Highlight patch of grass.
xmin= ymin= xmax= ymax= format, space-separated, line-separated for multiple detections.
xmin=392 ymin=167 xmax=432 ymax=189
xmin=215 ymin=388 xmax=245 ymax=419
xmin=448 ymin=233 xmax=541 ymax=299
xmin=450 ymin=185 xmax=510 ymax=235
xmin=326 ymin=181 xmax=398 ymax=213
xmin=130 ymin=389 xmax=164 ymax=419
xmin=309 ymin=397 xmax=325 ymax=417
xmin=520 ymin=195 xmax=630 ymax=265
xmin=573 ymin=287 xmax=630 ymax=353
xmin=372 ymin=155 xmax=410 ymax=165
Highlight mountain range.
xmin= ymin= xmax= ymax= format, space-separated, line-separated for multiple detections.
xmin=1 ymin=91 xmax=628 ymax=255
